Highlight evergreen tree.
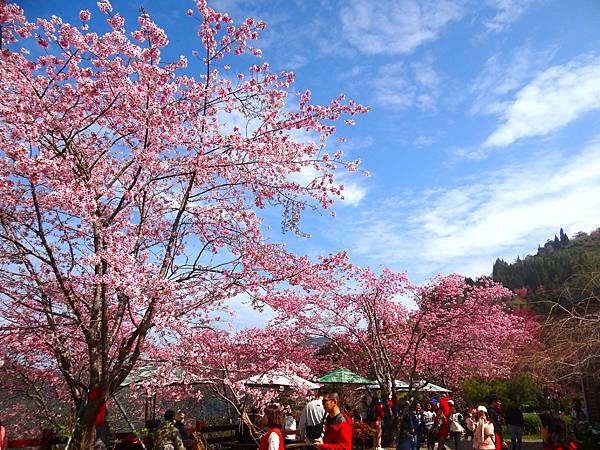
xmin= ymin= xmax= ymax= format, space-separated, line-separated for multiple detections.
xmin=560 ymin=228 xmax=570 ymax=245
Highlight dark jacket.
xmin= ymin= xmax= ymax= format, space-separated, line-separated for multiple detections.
xmin=398 ymin=412 xmax=418 ymax=442
xmin=488 ymin=407 xmax=503 ymax=443
xmin=505 ymin=407 xmax=524 ymax=427
xmin=175 ymin=420 xmax=190 ymax=441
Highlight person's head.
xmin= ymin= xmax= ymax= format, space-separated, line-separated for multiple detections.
xmin=322 ymin=392 xmax=341 ymax=415
xmin=262 ymin=404 xmax=283 ymax=429
xmin=488 ymin=395 xmax=501 ymax=410
xmin=176 ymin=410 xmax=186 ymax=422
xmin=476 ymin=405 xmax=488 ymax=421
xmin=415 ymin=402 xmax=421 ymax=412
xmin=165 ymin=410 xmax=176 ymax=422
xmin=539 ymin=411 xmax=567 ymax=446
xmin=318 ymin=385 xmax=332 ymax=399
xmin=450 ymin=404 xmax=457 ymax=413
xmin=401 ymin=401 xmax=411 ymax=415
xmin=425 ymin=403 xmax=431 ymax=411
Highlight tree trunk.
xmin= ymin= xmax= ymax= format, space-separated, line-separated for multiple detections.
xmin=382 ymin=413 xmax=397 ymax=447
xmin=73 ymin=402 xmax=99 ymax=450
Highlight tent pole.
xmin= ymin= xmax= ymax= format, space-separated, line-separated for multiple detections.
xmin=144 ymin=394 xmax=150 ymax=423
xmin=114 ymin=396 xmax=148 ymax=450
xmin=152 ymin=392 xmax=157 ymax=422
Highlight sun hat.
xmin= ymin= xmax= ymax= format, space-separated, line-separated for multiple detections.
xmin=476 ymin=405 xmax=488 ymax=413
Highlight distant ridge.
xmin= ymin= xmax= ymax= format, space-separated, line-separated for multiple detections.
xmin=492 ymin=227 xmax=600 ymax=312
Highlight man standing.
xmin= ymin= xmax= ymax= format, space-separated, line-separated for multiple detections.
xmin=299 ymin=387 xmax=329 ymax=447
xmin=412 ymin=402 xmax=424 ymax=450
xmin=505 ymin=400 xmax=523 ymax=450
xmin=154 ymin=410 xmax=186 ymax=450
xmin=175 ymin=410 xmax=190 ymax=441
xmin=314 ymin=391 xmax=352 ymax=450
xmin=488 ymin=396 xmax=507 ymax=450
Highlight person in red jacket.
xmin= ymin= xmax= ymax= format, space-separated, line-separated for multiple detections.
xmin=314 ymin=392 xmax=353 ymax=450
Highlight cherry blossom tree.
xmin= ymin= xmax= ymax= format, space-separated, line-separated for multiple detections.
xmin=267 ymin=265 xmax=539 ymax=443
xmin=0 ymin=1 xmax=367 ymax=445
xmin=167 ymin=325 xmax=318 ymax=436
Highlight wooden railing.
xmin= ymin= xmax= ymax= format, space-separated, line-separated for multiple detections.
xmin=6 ymin=424 xmax=313 ymax=450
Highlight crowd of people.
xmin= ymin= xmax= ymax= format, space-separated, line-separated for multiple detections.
xmin=0 ymin=386 xmax=583 ymax=450
xmin=147 ymin=390 xmax=582 ymax=450
xmin=284 ymin=389 xmax=579 ymax=450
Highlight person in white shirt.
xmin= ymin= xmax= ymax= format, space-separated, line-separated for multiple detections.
xmin=422 ymin=403 xmax=436 ymax=450
xmin=283 ymin=406 xmax=297 ymax=441
xmin=299 ymin=386 xmax=330 ymax=447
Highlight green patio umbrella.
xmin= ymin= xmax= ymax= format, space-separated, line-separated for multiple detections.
xmin=317 ymin=368 xmax=375 ymax=384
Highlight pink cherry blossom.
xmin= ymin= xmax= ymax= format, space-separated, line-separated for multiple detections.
xmin=0 ymin=0 xmax=367 ymax=442
xmin=79 ymin=9 xmax=91 ymax=21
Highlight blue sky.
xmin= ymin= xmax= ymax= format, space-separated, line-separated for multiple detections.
xmin=18 ymin=0 xmax=600 ymax=326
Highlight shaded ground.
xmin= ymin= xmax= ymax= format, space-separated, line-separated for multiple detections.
xmin=381 ymin=441 xmax=544 ymax=450
xmin=435 ymin=441 xmax=543 ymax=450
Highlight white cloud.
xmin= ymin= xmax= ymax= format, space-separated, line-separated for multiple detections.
xmin=413 ymin=135 xmax=438 ymax=146
xmin=289 ymin=166 xmax=368 ymax=207
xmin=339 ymin=181 xmax=367 ymax=206
xmin=482 ymin=0 xmax=540 ymax=33
xmin=470 ymin=43 xmax=557 ymax=116
xmin=483 ymin=54 xmax=600 ymax=147
xmin=373 ymin=57 xmax=441 ymax=109
xmin=339 ymin=0 xmax=466 ymax=55
xmin=344 ymin=137 xmax=600 ymax=280
xmin=214 ymin=293 xmax=276 ymax=330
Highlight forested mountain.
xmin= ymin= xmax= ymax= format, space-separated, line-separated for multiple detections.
xmin=492 ymin=228 xmax=600 ymax=313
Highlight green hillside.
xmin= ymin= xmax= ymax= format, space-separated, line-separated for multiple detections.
xmin=492 ymin=228 xmax=600 ymax=313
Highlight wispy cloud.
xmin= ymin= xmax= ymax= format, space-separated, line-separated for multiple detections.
xmin=373 ymin=57 xmax=441 ymax=109
xmin=483 ymin=53 xmax=600 ymax=147
xmin=482 ymin=0 xmax=541 ymax=33
xmin=413 ymin=135 xmax=438 ymax=146
xmin=470 ymin=43 xmax=557 ymax=116
xmin=341 ymin=137 xmax=600 ymax=280
xmin=339 ymin=0 xmax=466 ymax=55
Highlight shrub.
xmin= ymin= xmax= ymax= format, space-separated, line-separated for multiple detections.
xmin=523 ymin=413 xmax=541 ymax=435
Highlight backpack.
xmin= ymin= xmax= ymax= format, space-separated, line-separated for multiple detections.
xmin=305 ymin=412 xmax=326 ymax=440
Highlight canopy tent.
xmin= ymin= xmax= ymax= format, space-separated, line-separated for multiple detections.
xmin=118 ymin=364 xmax=212 ymax=431
xmin=317 ymin=368 xmax=375 ymax=384
xmin=365 ymin=379 xmax=451 ymax=393
xmin=241 ymin=371 xmax=320 ymax=390
xmin=415 ymin=381 xmax=451 ymax=393
xmin=366 ymin=379 xmax=410 ymax=390
xmin=120 ymin=364 xmax=210 ymax=388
